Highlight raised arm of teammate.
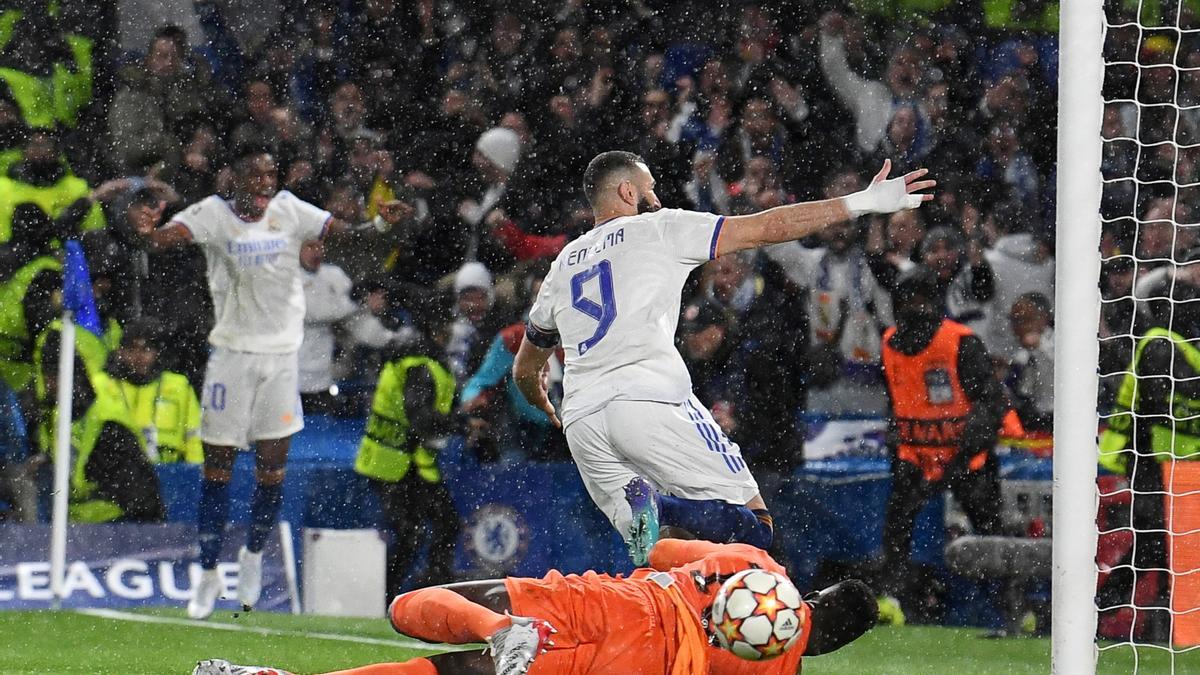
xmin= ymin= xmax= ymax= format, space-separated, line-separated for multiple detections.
xmin=715 ymin=160 xmax=934 ymax=256
xmin=136 ymin=199 xmax=414 ymax=251
xmin=324 ymin=198 xmax=415 ymax=236
xmin=512 ymin=338 xmax=561 ymax=428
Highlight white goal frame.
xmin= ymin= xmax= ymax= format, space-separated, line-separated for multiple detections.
xmin=1053 ymin=0 xmax=1105 ymax=672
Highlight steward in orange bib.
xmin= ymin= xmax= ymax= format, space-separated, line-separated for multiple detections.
xmin=877 ymin=266 xmax=1006 ymax=612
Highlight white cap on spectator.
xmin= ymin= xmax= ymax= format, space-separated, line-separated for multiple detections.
xmin=475 ymin=127 xmax=521 ymax=174
xmin=454 ymin=261 xmax=494 ymax=300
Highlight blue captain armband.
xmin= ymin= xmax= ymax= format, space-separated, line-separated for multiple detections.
xmin=525 ymin=319 xmax=560 ymax=348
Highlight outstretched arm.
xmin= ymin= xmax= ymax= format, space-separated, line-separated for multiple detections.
xmin=715 ymin=160 xmax=934 ymax=256
xmin=648 ymin=539 xmax=763 ymax=571
xmin=323 ymin=199 xmax=414 ymax=237
xmin=139 ymin=221 xmax=194 ymax=251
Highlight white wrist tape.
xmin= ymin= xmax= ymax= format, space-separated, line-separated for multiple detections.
xmin=843 ymin=178 xmax=919 ymax=217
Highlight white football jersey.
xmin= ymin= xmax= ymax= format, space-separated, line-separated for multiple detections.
xmin=528 ymin=208 xmax=725 ymax=426
xmin=172 ymin=191 xmax=331 ymax=353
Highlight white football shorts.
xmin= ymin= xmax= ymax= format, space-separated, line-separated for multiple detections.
xmin=564 ymin=394 xmax=760 ymax=537
xmin=200 ymin=347 xmax=304 ymax=448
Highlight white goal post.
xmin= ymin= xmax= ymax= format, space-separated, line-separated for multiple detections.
xmin=1053 ymin=0 xmax=1105 ymax=672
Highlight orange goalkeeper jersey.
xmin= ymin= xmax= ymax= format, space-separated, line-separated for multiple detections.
xmin=505 ymin=540 xmax=809 ymax=675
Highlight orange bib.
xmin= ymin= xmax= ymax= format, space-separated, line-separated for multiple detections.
xmin=882 ymin=320 xmax=982 ymax=481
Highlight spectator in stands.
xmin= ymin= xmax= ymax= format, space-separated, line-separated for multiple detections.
xmin=341 ymin=135 xmax=393 ymax=207
xmin=173 ymin=123 xmax=221 ymax=204
xmin=1134 ymin=197 xmax=1193 ymax=275
xmin=679 ymin=92 xmax=734 ymax=156
xmin=0 ymin=377 xmax=35 ymax=521
xmin=346 ymin=0 xmax=439 ymax=118
xmin=1132 ymin=199 xmax=1197 ymax=333
xmin=680 ymin=297 xmax=733 ymax=392
xmin=873 ymin=104 xmax=932 ymax=173
xmin=342 ymin=277 xmax=416 ymax=390
xmin=38 ymin=334 xmax=165 ymax=523
xmin=107 ymin=26 xmax=228 ymax=177
xmin=0 ymin=211 xmax=63 ymax=391
xmin=0 ymin=1 xmax=94 ymax=131
xmin=485 ymin=206 xmax=568 ymax=264
xmin=81 ymin=234 xmax=132 ymax=331
xmin=0 ymin=129 xmax=105 ymax=248
xmin=876 ymin=266 xmax=1005 ymax=623
xmin=405 ymin=87 xmax=482 ymax=194
xmin=445 ymin=262 xmax=500 ymax=384
xmin=100 ymin=318 xmax=202 ymax=464
xmin=27 ymin=239 xmax=130 ymax=414
xmin=355 ymin=294 xmax=459 ymax=598
xmin=981 ymin=201 xmax=1055 ymax=363
xmin=728 ymin=157 xmax=792 ymax=215
xmin=534 ymin=93 xmax=594 ymax=216
xmin=460 ymin=262 xmax=565 ymax=463
xmin=978 ymin=74 xmax=1034 ymax=130
xmin=819 ymin=11 xmax=924 ymax=154
xmin=91 ymin=185 xmax=209 ymax=387
xmin=683 ymin=150 xmax=731 ymax=214
xmin=459 ymin=126 xmax=522 ymax=269
xmin=871 ymin=209 xmax=926 ymax=274
xmin=691 ymin=251 xmax=809 ymax=474
xmin=316 ymin=82 xmax=382 ymax=184
xmin=976 ymin=121 xmax=1040 ymax=205
xmin=914 ymin=226 xmax=995 ymax=328
xmin=230 ymin=80 xmax=280 ymax=154
xmin=621 ymin=89 xmax=688 ymax=207
xmin=1004 ymin=292 xmax=1055 ymax=432
xmin=922 ymin=79 xmax=982 ymax=179
xmin=299 ymin=240 xmax=358 ymax=414
xmin=718 ymin=98 xmax=800 ymax=195
xmin=475 ymin=13 xmax=536 ymax=115
xmin=767 ymin=169 xmax=893 ymax=415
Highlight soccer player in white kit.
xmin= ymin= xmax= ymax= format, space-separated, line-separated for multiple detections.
xmin=136 ymin=145 xmax=411 ymax=619
xmin=514 ymin=151 xmax=934 ymax=564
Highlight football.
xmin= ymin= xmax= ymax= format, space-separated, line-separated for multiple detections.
xmin=709 ymin=569 xmax=808 ymax=661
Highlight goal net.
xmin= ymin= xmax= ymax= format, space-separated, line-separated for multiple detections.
xmin=1057 ymin=0 xmax=1200 ymax=672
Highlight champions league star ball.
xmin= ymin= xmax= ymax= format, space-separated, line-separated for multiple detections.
xmin=709 ymin=569 xmax=808 ymax=661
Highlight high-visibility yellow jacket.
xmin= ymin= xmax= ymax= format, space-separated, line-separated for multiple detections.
xmin=356 ymin=356 xmax=455 ymax=483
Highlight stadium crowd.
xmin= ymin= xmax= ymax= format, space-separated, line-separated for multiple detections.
xmin=0 ymin=0 xmax=1189 ymax=628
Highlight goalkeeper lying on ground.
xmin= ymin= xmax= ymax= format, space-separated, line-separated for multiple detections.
xmin=194 ymin=540 xmax=876 ymax=675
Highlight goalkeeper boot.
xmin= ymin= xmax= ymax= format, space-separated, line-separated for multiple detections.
xmin=187 ymin=568 xmax=223 ymax=620
xmin=236 ymin=546 xmax=264 ymax=611
xmin=487 ymin=614 xmax=556 ymax=675
xmin=803 ymin=579 xmax=878 ymax=656
xmin=192 ymin=659 xmax=292 ymax=675
xmin=623 ymin=477 xmax=660 ymax=566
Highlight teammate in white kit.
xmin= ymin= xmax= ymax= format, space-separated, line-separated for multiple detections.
xmin=514 ymin=151 xmax=934 ymax=564
xmin=137 ymin=145 xmax=411 ymax=619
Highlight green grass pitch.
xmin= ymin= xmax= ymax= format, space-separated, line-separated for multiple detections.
xmin=0 ymin=608 xmax=1194 ymax=673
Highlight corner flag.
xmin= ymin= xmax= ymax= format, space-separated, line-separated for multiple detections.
xmin=62 ymin=240 xmax=100 ymax=334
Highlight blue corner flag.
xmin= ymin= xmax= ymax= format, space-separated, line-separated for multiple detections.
xmin=62 ymin=240 xmax=101 ymax=335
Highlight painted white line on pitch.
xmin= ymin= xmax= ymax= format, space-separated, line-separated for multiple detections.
xmin=75 ymin=608 xmax=473 ymax=652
